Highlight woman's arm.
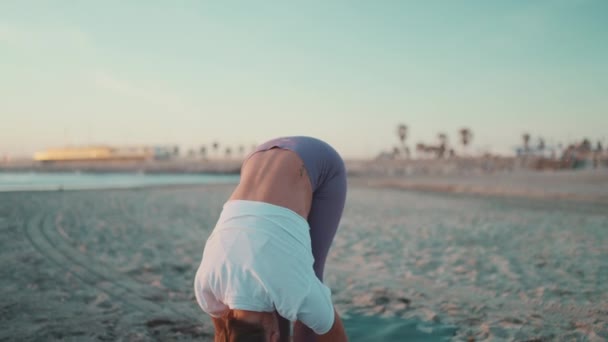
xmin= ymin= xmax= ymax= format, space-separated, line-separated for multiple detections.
xmin=211 ymin=317 xmax=225 ymax=342
xmin=294 ymin=308 xmax=348 ymax=342
xmin=316 ymin=309 xmax=347 ymax=342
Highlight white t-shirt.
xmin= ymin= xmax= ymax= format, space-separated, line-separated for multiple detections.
xmin=194 ymin=200 xmax=335 ymax=335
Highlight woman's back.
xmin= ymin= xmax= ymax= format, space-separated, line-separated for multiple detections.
xmin=229 ymin=148 xmax=312 ymax=219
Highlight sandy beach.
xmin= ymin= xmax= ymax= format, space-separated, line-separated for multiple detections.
xmin=356 ymin=169 xmax=608 ymax=204
xmin=1 ymin=173 xmax=607 ymax=341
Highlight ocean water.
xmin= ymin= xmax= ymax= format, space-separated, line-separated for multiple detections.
xmin=0 ymin=172 xmax=240 ymax=192
xmin=0 ymin=174 xmax=606 ymax=341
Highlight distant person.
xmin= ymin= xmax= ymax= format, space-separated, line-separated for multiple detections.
xmin=194 ymin=136 xmax=349 ymax=342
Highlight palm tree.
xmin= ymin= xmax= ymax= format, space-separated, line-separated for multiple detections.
xmin=212 ymin=141 xmax=220 ymax=158
xmin=238 ymin=145 xmax=245 ymax=157
xmin=594 ymin=141 xmax=604 ymax=169
xmin=172 ymin=146 xmax=180 ymax=159
xmin=225 ymin=147 xmax=232 ymax=159
xmin=459 ymin=128 xmax=473 ymax=156
xmin=396 ymin=124 xmax=408 ymax=158
xmin=522 ymin=133 xmax=531 ymax=152
xmin=538 ymin=138 xmax=545 ymax=152
xmin=392 ymin=146 xmax=401 ymax=159
xmin=200 ymin=146 xmax=207 ymax=159
xmin=416 ymin=142 xmax=426 ymax=159
xmin=581 ymin=138 xmax=592 ymax=152
xmin=437 ymin=133 xmax=448 ymax=158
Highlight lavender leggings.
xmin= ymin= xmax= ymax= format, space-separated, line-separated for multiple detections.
xmin=250 ymin=136 xmax=347 ymax=341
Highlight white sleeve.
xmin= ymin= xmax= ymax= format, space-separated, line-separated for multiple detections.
xmin=194 ymin=268 xmax=228 ymax=317
xmin=296 ymin=279 xmax=335 ymax=335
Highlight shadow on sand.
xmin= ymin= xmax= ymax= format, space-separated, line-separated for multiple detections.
xmin=344 ymin=314 xmax=457 ymax=341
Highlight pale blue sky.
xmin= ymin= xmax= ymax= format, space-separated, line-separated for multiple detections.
xmin=1 ymin=1 xmax=607 ymax=158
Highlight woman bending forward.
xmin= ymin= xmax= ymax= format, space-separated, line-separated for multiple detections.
xmin=194 ymin=136 xmax=348 ymax=342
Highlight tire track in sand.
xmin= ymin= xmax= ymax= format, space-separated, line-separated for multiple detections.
xmin=24 ymin=209 xmax=201 ymax=322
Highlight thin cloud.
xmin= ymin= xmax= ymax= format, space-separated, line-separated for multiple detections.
xmin=0 ymin=24 xmax=89 ymax=50
xmin=91 ymin=70 xmax=193 ymax=113
xmin=92 ymin=71 xmax=150 ymax=100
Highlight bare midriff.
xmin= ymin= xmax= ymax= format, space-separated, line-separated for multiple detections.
xmin=228 ymin=148 xmax=313 ymax=219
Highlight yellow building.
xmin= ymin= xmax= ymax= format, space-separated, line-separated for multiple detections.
xmin=34 ymin=146 xmax=152 ymax=162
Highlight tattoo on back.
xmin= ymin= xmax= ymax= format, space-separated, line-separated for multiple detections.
xmin=300 ymin=165 xmax=305 ymax=177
